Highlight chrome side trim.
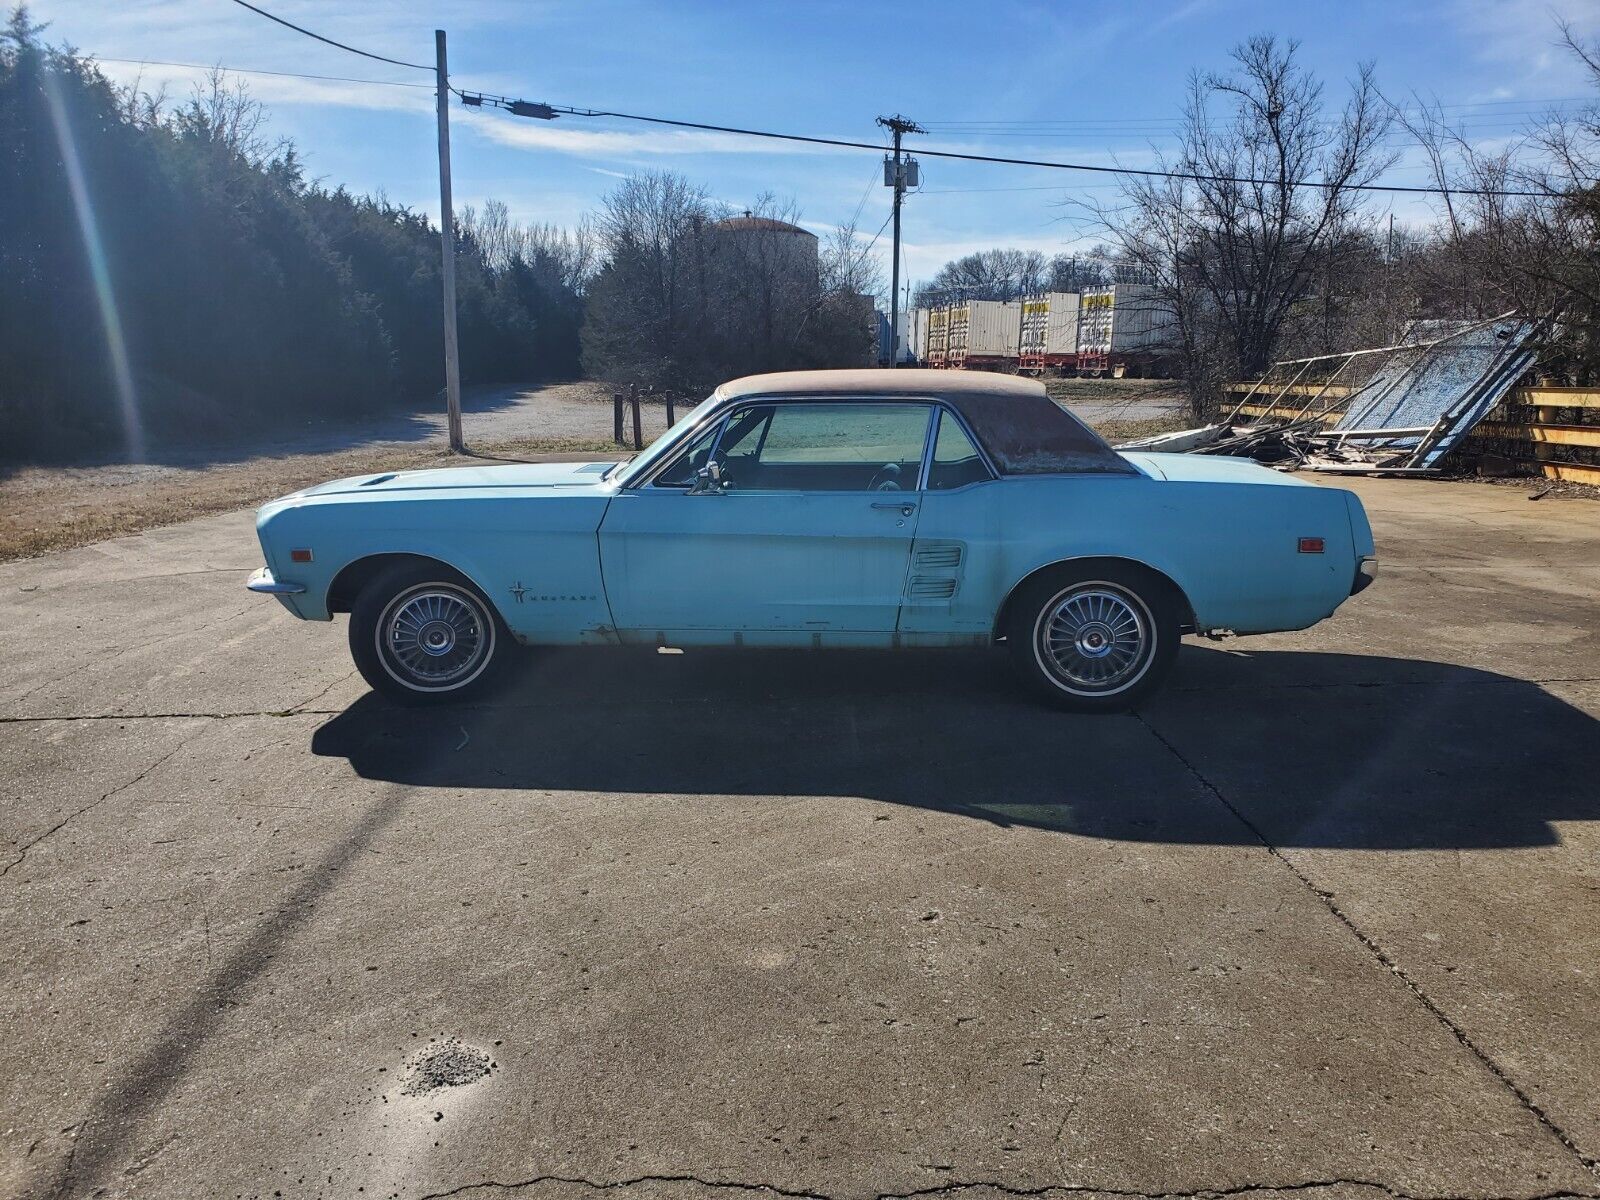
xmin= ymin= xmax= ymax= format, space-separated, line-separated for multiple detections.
xmin=247 ymin=567 xmax=306 ymax=595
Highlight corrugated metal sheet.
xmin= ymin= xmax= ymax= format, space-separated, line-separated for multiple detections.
xmin=1332 ymin=319 xmax=1536 ymax=465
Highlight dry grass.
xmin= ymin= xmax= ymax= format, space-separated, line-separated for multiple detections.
xmin=0 ymin=436 xmax=618 ymax=564
xmin=1089 ymin=415 xmax=1194 ymax=444
xmin=1045 ymin=377 xmax=1189 ymax=406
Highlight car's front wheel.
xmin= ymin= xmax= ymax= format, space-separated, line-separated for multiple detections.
xmin=349 ymin=562 xmax=507 ymax=705
xmin=1007 ymin=565 xmax=1180 ymax=712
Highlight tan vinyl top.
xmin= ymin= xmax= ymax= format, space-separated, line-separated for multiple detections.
xmin=714 ymin=369 xmax=1132 ymax=476
xmin=718 ymin=368 xmax=1045 ymax=401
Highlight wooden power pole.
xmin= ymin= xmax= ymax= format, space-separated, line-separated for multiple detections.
xmin=435 ymin=29 xmax=465 ymax=452
xmin=878 ymin=114 xmax=923 ymax=368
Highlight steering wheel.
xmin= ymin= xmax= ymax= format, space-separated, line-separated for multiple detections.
xmin=868 ymin=463 xmax=902 ymax=492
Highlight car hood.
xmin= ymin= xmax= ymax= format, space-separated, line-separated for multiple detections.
xmin=1118 ymin=451 xmax=1313 ymax=487
xmin=293 ymin=460 xmax=619 ymax=499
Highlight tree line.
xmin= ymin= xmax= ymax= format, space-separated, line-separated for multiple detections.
xmin=0 ymin=13 xmax=876 ymax=464
xmin=0 ymin=14 xmax=595 ymax=462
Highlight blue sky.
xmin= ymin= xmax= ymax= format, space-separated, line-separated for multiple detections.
xmin=30 ymin=0 xmax=1600 ymax=287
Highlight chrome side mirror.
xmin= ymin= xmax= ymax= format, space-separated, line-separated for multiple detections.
xmin=688 ymin=460 xmax=725 ymax=495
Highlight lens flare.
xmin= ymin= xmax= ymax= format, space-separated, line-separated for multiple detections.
xmin=42 ymin=68 xmax=145 ymax=462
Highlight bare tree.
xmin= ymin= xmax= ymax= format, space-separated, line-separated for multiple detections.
xmin=1083 ymin=36 xmax=1393 ymax=417
xmin=582 ymin=173 xmax=877 ymax=387
xmin=1391 ymin=19 xmax=1600 ymax=380
xmin=917 ymin=247 xmax=1053 ymax=304
xmin=582 ymin=170 xmax=716 ymax=389
xmin=175 ymin=68 xmax=284 ymax=163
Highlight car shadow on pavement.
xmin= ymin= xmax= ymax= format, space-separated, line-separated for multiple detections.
xmin=311 ymin=645 xmax=1599 ymax=850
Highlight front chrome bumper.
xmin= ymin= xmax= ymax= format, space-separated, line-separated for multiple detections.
xmin=246 ymin=567 xmax=306 ymax=595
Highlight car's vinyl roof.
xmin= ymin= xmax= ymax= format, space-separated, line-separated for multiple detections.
xmin=715 ymin=369 xmax=1135 ymax=476
xmin=719 ymin=368 xmax=1045 ymax=401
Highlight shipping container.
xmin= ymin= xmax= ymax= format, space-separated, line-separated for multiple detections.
xmin=1018 ymin=292 xmax=1080 ymax=374
xmin=1075 ymin=284 xmax=1175 ymax=374
xmin=946 ymin=299 xmax=1020 ymax=369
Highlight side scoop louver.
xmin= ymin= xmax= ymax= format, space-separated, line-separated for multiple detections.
xmin=908 ymin=576 xmax=959 ymax=599
xmin=914 ymin=545 xmax=963 ymax=569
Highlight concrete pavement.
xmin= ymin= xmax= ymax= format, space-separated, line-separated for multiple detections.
xmin=2 ymin=478 xmax=1598 ymax=1200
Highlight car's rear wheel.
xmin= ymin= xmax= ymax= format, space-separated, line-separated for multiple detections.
xmin=349 ymin=562 xmax=506 ymax=706
xmin=1007 ymin=565 xmax=1180 ymax=712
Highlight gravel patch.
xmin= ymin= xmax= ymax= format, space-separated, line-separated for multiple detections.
xmin=399 ymin=1038 xmax=495 ymax=1096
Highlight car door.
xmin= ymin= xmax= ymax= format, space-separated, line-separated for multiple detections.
xmin=897 ymin=405 xmax=1007 ymax=642
xmin=598 ymin=400 xmax=934 ymax=645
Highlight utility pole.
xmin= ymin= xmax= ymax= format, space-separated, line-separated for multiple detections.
xmin=878 ymin=114 xmax=923 ymax=368
xmin=435 ymin=29 xmax=465 ymax=453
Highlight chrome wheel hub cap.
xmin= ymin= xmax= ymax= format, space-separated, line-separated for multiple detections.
xmin=417 ymin=620 xmax=457 ymax=656
xmin=1040 ymin=587 xmax=1150 ymax=692
xmin=384 ymin=589 xmax=487 ymax=686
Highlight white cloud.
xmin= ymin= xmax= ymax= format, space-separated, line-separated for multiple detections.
xmin=1443 ymin=0 xmax=1600 ymax=82
xmin=90 ymin=58 xmax=433 ymax=115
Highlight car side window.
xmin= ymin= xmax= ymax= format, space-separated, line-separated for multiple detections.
xmin=716 ymin=403 xmax=932 ymax=492
xmin=651 ymin=419 xmax=726 ymax=488
xmin=926 ymin=409 xmax=992 ymax=490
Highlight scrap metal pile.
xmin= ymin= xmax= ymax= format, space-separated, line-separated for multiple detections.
xmin=1119 ymin=316 xmax=1538 ymax=475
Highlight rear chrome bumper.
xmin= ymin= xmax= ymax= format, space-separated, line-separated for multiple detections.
xmin=1351 ymin=556 xmax=1378 ymax=596
xmin=246 ymin=567 xmax=306 ymax=595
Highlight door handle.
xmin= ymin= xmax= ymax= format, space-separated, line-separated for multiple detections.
xmin=872 ymin=501 xmax=917 ymax=516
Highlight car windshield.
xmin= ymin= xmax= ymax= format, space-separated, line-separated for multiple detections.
xmin=611 ymin=393 xmax=723 ymax=483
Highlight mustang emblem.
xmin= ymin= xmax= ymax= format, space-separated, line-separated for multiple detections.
xmin=510 ymin=582 xmax=594 ymax=603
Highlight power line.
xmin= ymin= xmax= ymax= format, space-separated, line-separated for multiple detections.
xmin=224 ymin=0 xmax=432 ymax=72
xmin=148 ymin=13 xmax=1568 ymax=201
xmin=918 ymin=97 xmax=1595 ymax=128
xmin=90 ymin=55 xmax=433 ymax=89
xmin=483 ymin=99 xmax=1555 ymax=198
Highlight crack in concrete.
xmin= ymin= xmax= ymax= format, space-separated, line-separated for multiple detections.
xmin=0 ymin=739 xmax=190 ymax=879
xmin=6 ymin=673 xmax=1598 ymax=726
xmin=289 ymin=669 xmax=360 ymax=714
xmin=0 ymin=709 xmax=341 ymax=724
xmin=416 ymin=1171 xmax=1600 ymax=1200
xmin=9 ymin=566 xmax=256 ymax=592
xmin=1133 ymin=712 xmax=1600 ymax=1183
xmin=1 ymin=597 xmax=262 ymax=707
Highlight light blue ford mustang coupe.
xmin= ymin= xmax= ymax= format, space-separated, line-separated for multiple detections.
xmin=249 ymin=370 xmax=1376 ymax=712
